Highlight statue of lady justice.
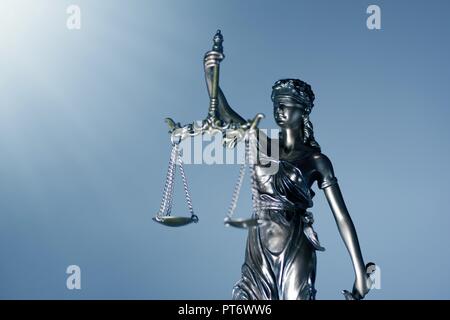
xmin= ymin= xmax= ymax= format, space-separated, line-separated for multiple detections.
xmin=204 ymin=40 xmax=373 ymax=301
xmin=155 ymin=31 xmax=374 ymax=300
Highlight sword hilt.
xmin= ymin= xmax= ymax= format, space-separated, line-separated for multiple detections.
xmin=342 ymin=262 xmax=377 ymax=300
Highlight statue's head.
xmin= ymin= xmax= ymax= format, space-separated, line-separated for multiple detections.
xmin=271 ymin=79 xmax=320 ymax=148
xmin=271 ymin=79 xmax=315 ymax=129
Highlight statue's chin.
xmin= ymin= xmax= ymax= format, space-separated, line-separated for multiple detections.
xmin=275 ymin=121 xmax=289 ymax=128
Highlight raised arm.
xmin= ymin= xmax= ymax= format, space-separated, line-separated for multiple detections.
xmin=204 ymin=50 xmax=246 ymax=125
xmin=203 ymin=51 xmax=272 ymax=156
xmin=314 ymin=153 xmax=371 ymax=299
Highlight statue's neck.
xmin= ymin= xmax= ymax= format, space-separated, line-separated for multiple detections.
xmin=280 ymin=128 xmax=304 ymax=154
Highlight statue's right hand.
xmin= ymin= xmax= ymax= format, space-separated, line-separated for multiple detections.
xmin=344 ymin=262 xmax=375 ymax=300
xmin=351 ymin=274 xmax=371 ymax=300
xmin=204 ymin=50 xmax=224 ymax=70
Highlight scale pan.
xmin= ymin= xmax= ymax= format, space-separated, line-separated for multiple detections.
xmin=153 ymin=215 xmax=198 ymax=227
xmin=224 ymin=217 xmax=267 ymax=229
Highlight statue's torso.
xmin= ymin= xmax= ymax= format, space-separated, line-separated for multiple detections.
xmin=254 ymin=142 xmax=319 ymax=209
xmin=251 ymin=141 xmax=328 ymax=256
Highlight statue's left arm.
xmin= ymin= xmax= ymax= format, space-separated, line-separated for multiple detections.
xmin=314 ymin=153 xmax=371 ymax=299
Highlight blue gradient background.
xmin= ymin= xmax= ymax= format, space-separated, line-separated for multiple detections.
xmin=1 ymin=0 xmax=449 ymax=299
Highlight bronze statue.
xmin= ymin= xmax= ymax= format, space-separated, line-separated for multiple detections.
xmin=154 ymin=31 xmax=374 ymax=300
